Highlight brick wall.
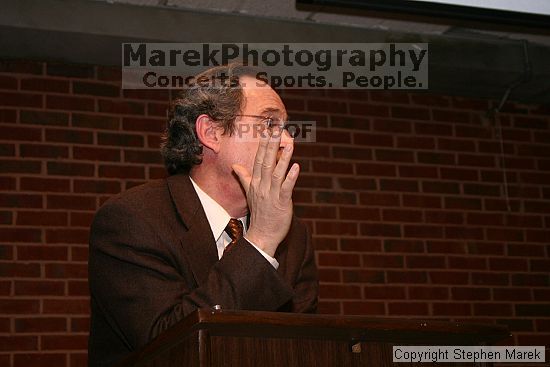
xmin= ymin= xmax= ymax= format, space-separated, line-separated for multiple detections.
xmin=1 ymin=58 xmax=549 ymax=366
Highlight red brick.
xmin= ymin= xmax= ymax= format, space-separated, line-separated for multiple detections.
xmin=46 ymin=229 xmax=89 ymax=245
xmin=330 ymin=115 xmax=370 ymax=130
xmin=451 ymin=287 xmax=490 ymax=300
xmin=312 ymin=237 xmax=338 ymax=251
xmin=406 ymin=255 xmax=446 ymax=268
xmin=0 ymin=336 xmax=38 ymax=351
xmin=316 ymin=221 xmax=357 ymax=236
xmin=349 ymin=103 xmax=390 ymax=117
xmin=0 ymin=92 xmax=42 ymax=107
xmin=396 ymin=136 xmax=435 ymax=149
xmin=417 ymin=151 xmax=455 ymax=165
xmin=342 ymin=301 xmax=385 ymax=315
xmin=402 ymin=194 xmax=441 ymax=208
xmin=408 ymin=286 xmax=449 ymax=300
xmin=295 ymin=176 xmax=332 ymax=189
xmin=68 ymin=281 xmax=89 ymax=296
xmin=340 ymin=238 xmax=381 ymax=252
xmin=0 ymin=74 xmax=18 ymax=89
xmin=295 ymin=205 xmax=337 ymax=219
xmin=375 ymin=149 xmax=414 ymax=163
xmin=432 ymin=109 xmax=470 ymax=123
xmin=318 ymin=253 xmax=360 ymax=267
xmin=433 ymin=302 xmax=471 ymax=316
xmin=429 ymin=271 xmax=469 ymax=284
xmin=0 ymin=108 xmax=17 ymax=122
xmin=340 ymin=207 xmax=379 ymax=221
xmin=17 ymin=211 xmax=68 ymax=226
xmin=98 ymin=99 xmax=145 ymax=115
xmin=70 ymin=316 xmax=90 ymax=332
xmin=337 ymin=178 xmax=377 ymax=191
xmin=511 ymin=274 xmax=549 ymax=287
xmin=315 ymin=191 xmax=356 ymax=205
xmin=20 ymin=110 xmax=69 ymax=126
xmin=0 ymin=262 xmax=41 ymax=277
xmin=0 ymin=143 xmax=15 ymax=156
xmin=47 ymin=161 xmax=95 ymax=177
xmin=493 ymin=288 xmax=531 ymax=301
xmin=342 ymin=270 xmax=384 ymax=283
xmin=372 ymin=119 xmax=412 ymax=133
xmin=74 ymin=146 xmax=121 ymax=161
xmin=415 ymin=122 xmax=453 ymax=136
xmin=306 ymin=100 xmax=347 ymax=114
xmin=362 ymin=254 xmax=403 ymax=268
xmin=359 ymin=192 xmax=399 ymax=207
xmin=411 ymin=94 xmax=450 ymax=107
xmin=383 ymin=239 xmax=424 ymax=253
xmin=147 ymin=102 xmax=169 ymax=117
xmin=21 ymin=77 xmax=70 ymax=93
xmin=73 ymin=179 xmax=121 ymax=194
xmin=14 ymin=353 xmax=67 ymax=367
xmin=293 ymin=144 xmax=330 ymax=158
xmin=122 ymin=117 xmax=164 ymax=133
xmin=398 ymin=165 xmax=437 ymax=178
xmin=98 ymin=132 xmax=145 ymax=147
xmin=319 ymin=284 xmax=361 ymax=299
xmin=474 ymin=303 xmax=513 ymax=316
xmin=387 ymin=270 xmax=427 ymax=283
xmin=444 ymin=197 xmax=482 ymax=210
xmin=73 ymin=81 xmax=119 ymax=97
xmin=452 ymin=97 xmax=488 ymax=110
xmin=404 ymin=225 xmax=443 ymax=239
xmin=20 ymin=177 xmax=70 ymax=192
xmin=0 ymin=193 xmax=43 ymax=208
xmin=47 ymin=195 xmax=96 ymax=210
xmin=312 ymin=160 xmax=353 ymax=174
xmin=360 ymin=223 xmax=401 ymax=237
xmin=391 ymin=106 xmax=429 ymax=120
xmin=425 ymin=211 xmax=463 ymax=224
xmin=0 ymin=228 xmax=42 ymax=242
xmin=71 ymin=247 xmax=89 ymax=262
xmin=0 ymin=125 xmax=42 ymax=141
xmin=0 ymin=159 xmax=41 ymax=174
xmin=315 ymin=129 xmax=351 ymax=144
xmin=99 ymin=164 xmax=145 ymax=179
xmin=455 ymin=125 xmax=492 ymax=139
xmin=42 ymin=335 xmax=88 ymax=350
xmin=17 ymin=245 xmax=68 ymax=261
xmin=388 ymin=302 xmax=429 ymax=315
xmin=20 ymin=144 xmax=69 ymax=159
xmin=364 ymin=286 xmax=405 ymax=299
xmin=0 ymin=244 xmax=13 ymax=260
xmin=43 ymin=299 xmax=89 ymax=314
xmin=123 ymin=89 xmax=169 ymax=101
xmin=472 ymin=272 xmax=509 ymax=286
xmin=355 ymin=162 xmax=396 ymax=176
xmin=14 ymin=280 xmax=65 ymax=296
xmin=97 ymin=65 xmax=121 ymax=81
xmin=382 ymin=209 xmax=422 ymax=223
xmin=448 ymin=256 xmax=486 ymax=270
xmin=45 ymin=128 xmax=93 ymax=144
xmin=380 ymin=179 xmax=418 ymax=192
xmin=0 ymin=299 xmax=40 ymax=314
xmin=72 ymin=113 xmax=119 ymax=130
xmin=46 ymin=95 xmax=94 ymax=111
xmin=354 ymin=132 xmax=393 ymax=147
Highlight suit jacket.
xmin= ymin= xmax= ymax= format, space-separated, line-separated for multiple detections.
xmin=88 ymin=174 xmax=319 ymax=367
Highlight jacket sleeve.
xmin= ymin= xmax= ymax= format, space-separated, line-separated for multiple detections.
xmin=289 ymin=224 xmax=319 ymax=313
xmin=89 ymin=198 xmax=295 ymax=351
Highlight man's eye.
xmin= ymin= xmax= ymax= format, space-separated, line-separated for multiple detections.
xmin=264 ymin=118 xmax=274 ymax=128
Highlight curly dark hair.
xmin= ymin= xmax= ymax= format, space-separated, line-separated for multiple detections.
xmin=160 ymin=64 xmax=259 ymax=175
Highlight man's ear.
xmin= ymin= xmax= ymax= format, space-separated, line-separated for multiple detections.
xmin=195 ymin=114 xmax=222 ymax=153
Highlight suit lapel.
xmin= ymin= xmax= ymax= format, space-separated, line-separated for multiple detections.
xmin=167 ymin=174 xmax=219 ymax=286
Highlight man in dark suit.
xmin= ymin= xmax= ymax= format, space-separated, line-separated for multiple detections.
xmin=88 ymin=64 xmax=319 ymax=367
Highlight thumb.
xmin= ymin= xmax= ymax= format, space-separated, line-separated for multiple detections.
xmin=232 ymin=164 xmax=251 ymax=192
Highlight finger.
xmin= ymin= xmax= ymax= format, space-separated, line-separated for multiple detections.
xmin=232 ymin=164 xmax=252 ymax=192
xmin=252 ymin=130 xmax=270 ymax=182
xmin=270 ymin=140 xmax=294 ymax=195
xmin=260 ymin=127 xmax=282 ymax=188
xmin=279 ymin=163 xmax=299 ymax=203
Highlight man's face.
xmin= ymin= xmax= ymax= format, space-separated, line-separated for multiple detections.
xmin=219 ymin=76 xmax=292 ymax=178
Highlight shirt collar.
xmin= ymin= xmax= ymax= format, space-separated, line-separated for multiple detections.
xmin=189 ymin=176 xmax=246 ymax=241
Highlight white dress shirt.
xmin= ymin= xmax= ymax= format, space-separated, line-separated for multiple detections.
xmin=189 ymin=177 xmax=279 ymax=269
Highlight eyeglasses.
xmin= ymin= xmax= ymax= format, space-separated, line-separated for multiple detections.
xmin=236 ymin=114 xmax=287 ymax=133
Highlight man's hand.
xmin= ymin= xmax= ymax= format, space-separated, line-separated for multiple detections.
xmin=232 ymin=128 xmax=299 ymax=257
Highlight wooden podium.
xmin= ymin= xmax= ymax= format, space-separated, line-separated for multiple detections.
xmin=116 ymin=309 xmax=509 ymax=367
